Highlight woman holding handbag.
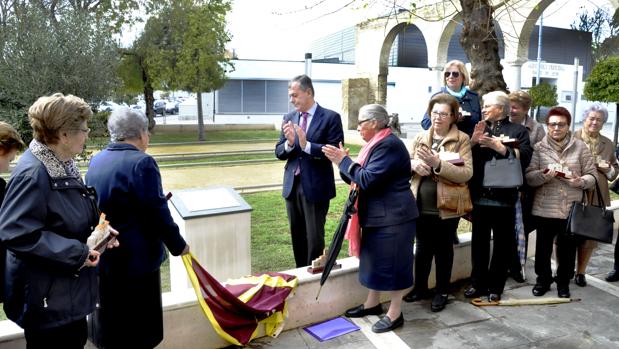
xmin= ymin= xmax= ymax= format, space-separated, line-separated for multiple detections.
xmin=404 ymin=94 xmax=473 ymax=312
xmin=525 ymin=106 xmax=596 ymax=299
xmin=572 ymin=103 xmax=619 ymax=287
xmin=463 ymin=91 xmax=532 ymax=302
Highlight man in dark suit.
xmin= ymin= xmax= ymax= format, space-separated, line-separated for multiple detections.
xmin=275 ymin=75 xmax=344 ymax=267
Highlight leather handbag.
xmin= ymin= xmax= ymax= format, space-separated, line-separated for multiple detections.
xmin=482 ymin=152 xmax=523 ymax=189
xmin=566 ymin=177 xmax=614 ymax=243
xmin=437 ymin=179 xmax=472 ymax=216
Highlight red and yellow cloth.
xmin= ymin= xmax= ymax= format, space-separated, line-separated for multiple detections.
xmin=182 ymin=253 xmax=298 ymax=346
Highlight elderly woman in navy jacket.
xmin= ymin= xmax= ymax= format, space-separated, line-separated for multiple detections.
xmin=86 ymin=107 xmax=189 ymax=349
xmin=323 ymin=104 xmax=418 ymax=333
xmin=0 ymin=93 xmax=118 ymax=348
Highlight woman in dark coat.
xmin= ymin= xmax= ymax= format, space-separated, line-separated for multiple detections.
xmin=464 ymin=91 xmax=532 ymax=302
xmin=0 ymin=93 xmax=118 ymax=348
xmin=0 ymin=122 xmax=25 ymax=303
xmin=86 ymin=107 xmax=189 ymax=349
xmin=323 ymin=104 xmax=418 ymax=333
xmin=420 ymin=60 xmax=481 ymax=137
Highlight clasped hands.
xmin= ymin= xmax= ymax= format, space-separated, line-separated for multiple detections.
xmin=283 ymin=120 xmax=307 ymax=150
xmin=471 ymin=121 xmax=507 ymax=155
xmin=411 ymin=145 xmax=440 ymax=176
xmin=322 ymin=142 xmax=349 ymax=166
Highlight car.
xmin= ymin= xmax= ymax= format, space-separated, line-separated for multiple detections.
xmin=154 ymin=100 xmax=166 ymax=116
xmin=97 ymin=101 xmax=120 ymax=113
xmin=165 ymin=101 xmax=179 ymax=115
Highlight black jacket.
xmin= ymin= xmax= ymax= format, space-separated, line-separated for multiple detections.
xmin=470 ymin=118 xmax=533 ymax=205
xmin=0 ymin=150 xmax=99 ymax=330
xmin=85 ymin=143 xmax=187 ymax=276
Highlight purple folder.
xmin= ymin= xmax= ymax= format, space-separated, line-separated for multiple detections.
xmin=304 ymin=317 xmax=360 ymax=341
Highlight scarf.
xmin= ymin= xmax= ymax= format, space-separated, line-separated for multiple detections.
xmin=580 ymin=128 xmax=601 ymax=157
xmin=30 ymin=139 xmax=81 ymax=179
xmin=345 ymin=127 xmax=392 ymax=257
xmin=445 ymin=86 xmax=467 ymax=99
xmin=546 ymin=132 xmax=571 ymax=154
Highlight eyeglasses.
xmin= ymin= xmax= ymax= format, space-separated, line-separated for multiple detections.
xmin=547 ymin=122 xmax=568 ymax=129
xmin=482 ymin=104 xmax=498 ymax=109
xmin=444 ymin=71 xmax=460 ymax=78
xmin=358 ymin=118 xmax=374 ymax=126
xmin=431 ymin=111 xmax=451 ymax=119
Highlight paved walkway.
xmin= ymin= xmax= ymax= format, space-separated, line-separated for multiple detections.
xmin=241 ymin=241 xmax=619 ymax=348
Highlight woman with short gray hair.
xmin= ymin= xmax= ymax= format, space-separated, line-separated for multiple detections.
xmin=86 ymin=107 xmax=190 ymax=348
xmin=572 ymin=103 xmax=618 ymax=286
xmin=322 ymin=103 xmax=417 ymax=333
xmin=107 ymin=107 xmax=149 ymax=142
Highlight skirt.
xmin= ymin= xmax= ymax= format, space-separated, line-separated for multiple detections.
xmin=89 ymin=269 xmax=164 ymax=349
xmin=358 ymin=219 xmax=416 ymax=291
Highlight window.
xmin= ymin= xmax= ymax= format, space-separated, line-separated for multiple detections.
xmin=217 ymin=79 xmax=290 ymax=114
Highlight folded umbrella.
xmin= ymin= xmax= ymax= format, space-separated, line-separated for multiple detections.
xmin=472 ymin=297 xmax=581 ymax=306
xmin=316 ymin=187 xmax=358 ymax=300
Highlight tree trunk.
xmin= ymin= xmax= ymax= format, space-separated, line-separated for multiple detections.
xmin=140 ymin=57 xmax=156 ymax=131
xmin=143 ymin=82 xmax=156 ymax=131
xmin=459 ymin=0 xmax=507 ymax=96
xmin=614 ymin=103 xmax=619 ymax=146
xmin=197 ymin=92 xmax=205 ymax=141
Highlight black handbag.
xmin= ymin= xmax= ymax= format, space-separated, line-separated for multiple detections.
xmin=482 ymin=152 xmax=523 ymax=189
xmin=566 ymin=176 xmax=614 ymax=243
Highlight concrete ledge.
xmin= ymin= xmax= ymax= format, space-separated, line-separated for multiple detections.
xmin=153 ymin=123 xmax=276 ymax=133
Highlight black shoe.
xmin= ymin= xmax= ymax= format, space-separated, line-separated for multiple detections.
xmin=403 ymin=288 xmax=432 ymax=303
xmin=345 ymin=304 xmax=383 ymax=318
xmin=574 ymin=274 xmax=587 ymax=287
xmin=557 ymin=286 xmax=570 ymax=298
xmin=510 ymin=270 xmax=525 ymax=283
xmin=372 ymin=313 xmax=404 ymax=333
xmin=606 ymin=270 xmax=619 ymax=282
xmin=453 ymin=233 xmax=460 ymax=245
xmin=430 ymin=294 xmax=448 ymax=312
xmin=488 ymin=293 xmax=501 ymax=302
xmin=464 ymin=286 xmax=486 ymax=298
xmin=532 ymin=283 xmax=550 ymax=297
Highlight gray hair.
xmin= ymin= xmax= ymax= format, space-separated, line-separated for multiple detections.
xmin=482 ymin=91 xmax=510 ymax=118
xmin=108 ymin=106 xmax=149 ymax=142
xmin=582 ymin=103 xmax=608 ymax=123
xmin=359 ymin=104 xmax=401 ymax=135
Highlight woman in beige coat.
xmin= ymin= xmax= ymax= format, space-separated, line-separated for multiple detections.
xmin=525 ymin=106 xmax=596 ymax=299
xmin=404 ymin=94 xmax=473 ymax=312
xmin=572 ymin=103 xmax=619 ymax=287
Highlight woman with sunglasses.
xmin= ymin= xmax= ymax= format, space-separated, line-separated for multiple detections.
xmin=525 ymin=106 xmax=596 ymax=299
xmin=421 ymin=60 xmax=481 ymax=137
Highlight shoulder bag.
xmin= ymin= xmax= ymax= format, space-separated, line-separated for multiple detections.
xmin=437 ymin=179 xmax=473 ymax=216
xmin=482 ymin=151 xmax=523 ymax=189
xmin=566 ymin=176 xmax=614 ymax=243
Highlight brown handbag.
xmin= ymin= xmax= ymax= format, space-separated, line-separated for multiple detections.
xmin=436 ymin=179 xmax=473 ymax=216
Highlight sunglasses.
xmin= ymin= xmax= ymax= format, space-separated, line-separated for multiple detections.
xmin=444 ymin=71 xmax=460 ymax=78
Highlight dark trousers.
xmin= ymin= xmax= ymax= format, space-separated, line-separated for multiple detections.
xmin=614 ymin=229 xmax=619 ymax=270
xmin=25 ymin=318 xmax=87 ymax=349
xmin=534 ymin=216 xmax=579 ymax=286
xmin=470 ymin=204 xmax=516 ymax=294
xmin=414 ymin=214 xmax=459 ymax=294
xmin=285 ymin=176 xmax=329 ymax=267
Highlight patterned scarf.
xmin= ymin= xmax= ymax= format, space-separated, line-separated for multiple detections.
xmin=580 ymin=128 xmax=601 ymax=157
xmin=30 ymin=139 xmax=81 ymax=179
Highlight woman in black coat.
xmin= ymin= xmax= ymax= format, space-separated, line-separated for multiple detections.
xmin=0 ymin=93 xmax=118 ymax=349
xmin=86 ymin=107 xmax=189 ymax=349
xmin=464 ymin=91 xmax=532 ymax=302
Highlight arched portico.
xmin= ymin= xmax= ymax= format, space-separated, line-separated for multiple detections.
xmin=344 ymin=0 xmax=618 ymax=129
